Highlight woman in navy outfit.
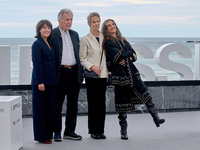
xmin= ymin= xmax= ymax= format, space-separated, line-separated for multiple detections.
xmin=31 ymin=20 xmax=57 ymax=144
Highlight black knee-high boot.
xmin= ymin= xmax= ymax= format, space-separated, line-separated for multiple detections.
xmin=145 ymin=99 xmax=165 ymax=127
xmin=118 ymin=112 xmax=128 ymax=140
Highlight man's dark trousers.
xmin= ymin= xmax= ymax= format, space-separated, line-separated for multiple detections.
xmin=54 ymin=66 xmax=80 ymax=135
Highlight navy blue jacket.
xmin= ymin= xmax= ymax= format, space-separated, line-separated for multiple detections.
xmin=31 ymin=37 xmax=57 ymax=85
xmin=51 ymin=27 xmax=83 ymax=83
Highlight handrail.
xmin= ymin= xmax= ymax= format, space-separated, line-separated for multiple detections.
xmin=0 ymin=80 xmax=200 ymax=90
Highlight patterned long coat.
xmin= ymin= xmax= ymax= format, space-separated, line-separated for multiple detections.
xmin=104 ymin=39 xmax=152 ymax=112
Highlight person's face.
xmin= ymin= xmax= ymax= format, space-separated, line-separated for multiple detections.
xmin=89 ymin=16 xmax=100 ymax=31
xmin=106 ymin=21 xmax=116 ymax=36
xmin=39 ymin=24 xmax=51 ymax=39
xmin=58 ymin=13 xmax=73 ymax=31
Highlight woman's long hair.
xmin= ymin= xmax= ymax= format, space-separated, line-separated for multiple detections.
xmin=101 ymin=19 xmax=126 ymax=51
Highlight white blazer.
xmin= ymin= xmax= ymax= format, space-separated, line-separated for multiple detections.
xmin=79 ymin=31 xmax=108 ymax=78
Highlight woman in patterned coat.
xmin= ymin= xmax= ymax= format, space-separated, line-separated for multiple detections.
xmin=101 ymin=19 xmax=165 ymax=140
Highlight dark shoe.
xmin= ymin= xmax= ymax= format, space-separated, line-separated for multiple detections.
xmin=91 ymin=133 xmax=100 ymax=139
xmin=154 ymin=118 xmax=165 ymax=127
xmin=39 ymin=139 xmax=52 ymax=144
xmin=145 ymin=99 xmax=165 ymax=127
xmin=118 ymin=113 xmax=128 ymax=140
xmin=63 ymin=132 xmax=82 ymax=140
xmin=99 ymin=133 xmax=106 ymax=139
xmin=152 ymin=113 xmax=165 ymax=127
xmin=121 ymin=127 xmax=128 ymax=140
xmin=53 ymin=132 xmax=62 ymax=142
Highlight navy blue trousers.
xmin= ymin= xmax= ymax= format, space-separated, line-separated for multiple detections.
xmin=32 ymin=85 xmax=55 ymax=141
xmin=54 ymin=67 xmax=80 ymax=135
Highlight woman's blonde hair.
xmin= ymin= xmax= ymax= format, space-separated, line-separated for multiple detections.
xmin=87 ymin=12 xmax=101 ymax=25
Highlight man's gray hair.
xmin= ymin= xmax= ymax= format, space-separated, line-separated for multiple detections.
xmin=57 ymin=8 xmax=73 ymax=20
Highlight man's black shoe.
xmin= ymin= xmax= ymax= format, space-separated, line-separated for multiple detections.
xmin=53 ymin=132 xmax=62 ymax=142
xmin=63 ymin=132 xmax=82 ymax=140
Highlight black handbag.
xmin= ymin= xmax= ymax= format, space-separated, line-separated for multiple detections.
xmin=84 ymin=49 xmax=104 ymax=79
xmin=84 ymin=69 xmax=99 ymax=79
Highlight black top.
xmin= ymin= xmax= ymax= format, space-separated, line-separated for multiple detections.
xmin=96 ymin=37 xmax=99 ymax=43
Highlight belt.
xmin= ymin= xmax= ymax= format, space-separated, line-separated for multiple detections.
xmin=60 ymin=65 xmax=75 ymax=69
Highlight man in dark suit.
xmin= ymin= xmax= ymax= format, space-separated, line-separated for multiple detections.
xmin=51 ymin=8 xmax=83 ymax=141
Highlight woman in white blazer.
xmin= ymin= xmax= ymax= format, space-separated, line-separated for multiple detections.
xmin=80 ymin=12 xmax=107 ymax=139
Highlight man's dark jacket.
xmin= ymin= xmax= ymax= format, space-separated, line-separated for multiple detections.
xmin=51 ymin=27 xmax=83 ymax=83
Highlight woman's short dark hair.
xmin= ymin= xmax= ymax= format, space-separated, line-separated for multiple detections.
xmin=35 ymin=20 xmax=53 ymax=40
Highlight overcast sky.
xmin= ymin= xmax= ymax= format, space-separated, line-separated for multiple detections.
xmin=0 ymin=0 xmax=200 ymax=38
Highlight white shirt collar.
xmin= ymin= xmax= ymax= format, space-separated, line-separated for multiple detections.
xmin=59 ymin=26 xmax=69 ymax=35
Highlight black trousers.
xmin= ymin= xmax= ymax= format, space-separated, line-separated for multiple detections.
xmin=54 ymin=67 xmax=80 ymax=135
xmin=32 ymin=85 xmax=55 ymax=141
xmin=85 ymin=78 xmax=107 ymax=134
